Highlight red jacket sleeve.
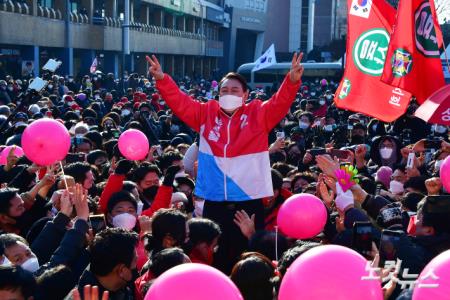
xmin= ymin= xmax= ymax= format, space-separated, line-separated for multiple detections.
xmin=155 ymin=74 xmax=204 ymax=132
xmin=259 ymin=74 xmax=301 ymax=132
xmin=98 ymin=173 xmax=125 ymax=213
xmin=141 ymin=185 xmax=173 ymax=217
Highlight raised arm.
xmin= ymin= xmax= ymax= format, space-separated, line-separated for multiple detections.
xmin=146 ymin=55 xmax=203 ymax=132
xmin=260 ymin=52 xmax=303 ymax=132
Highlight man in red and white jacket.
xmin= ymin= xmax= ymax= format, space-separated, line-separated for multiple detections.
xmin=146 ymin=53 xmax=304 ymax=272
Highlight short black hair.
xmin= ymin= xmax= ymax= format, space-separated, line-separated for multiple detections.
xmin=149 ymin=247 xmax=188 ymax=277
xmin=219 ymin=72 xmax=248 ymax=92
xmin=86 ymin=150 xmax=108 ymax=165
xmin=0 ymin=188 xmax=19 ymax=215
xmin=64 ymin=162 xmax=92 ymax=184
xmin=133 ymin=162 xmax=162 ymax=183
xmin=187 ymin=218 xmax=221 ymax=246
xmin=145 ymin=209 xmax=187 ymax=253
xmin=89 ymin=228 xmax=138 ymax=276
xmin=271 ymin=169 xmax=283 ymax=191
xmin=0 ymin=266 xmax=37 ymax=299
xmin=0 ymin=233 xmax=28 ymax=251
xmin=278 ymin=242 xmax=320 ymax=277
xmin=158 ymin=151 xmax=183 ymax=173
xmin=35 ymin=265 xmax=76 ymax=300
xmin=107 ymin=190 xmax=138 ymax=213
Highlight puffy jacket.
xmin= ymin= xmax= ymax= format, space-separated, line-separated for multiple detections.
xmin=156 ymin=74 xmax=300 ymax=201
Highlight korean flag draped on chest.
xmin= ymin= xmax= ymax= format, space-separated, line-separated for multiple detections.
xmin=334 ymin=0 xmax=411 ymax=122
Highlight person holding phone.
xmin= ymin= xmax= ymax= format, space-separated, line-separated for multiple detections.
xmin=146 ymin=53 xmax=304 ymax=273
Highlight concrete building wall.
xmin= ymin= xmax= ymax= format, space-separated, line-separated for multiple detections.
xmin=264 ymin=0 xmax=290 ymax=53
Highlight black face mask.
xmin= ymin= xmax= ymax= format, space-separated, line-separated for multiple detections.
xmin=142 ymin=185 xmax=159 ymax=201
xmin=351 ymin=135 xmax=365 ymax=145
xmin=131 ymin=268 xmax=139 ymax=282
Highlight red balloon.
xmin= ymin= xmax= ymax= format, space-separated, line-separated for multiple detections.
xmin=118 ymin=129 xmax=149 ymax=160
xmin=440 ymin=156 xmax=450 ymax=192
xmin=21 ymin=119 xmax=71 ymax=166
xmin=145 ymin=263 xmax=243 ymax=300
xmin=279 ymin=245 xmax=383 ymax=300
xmin=0 ymin=146 xmax=24 ymax=165
xmin=277 ymin=193 xmax=327 ymax=239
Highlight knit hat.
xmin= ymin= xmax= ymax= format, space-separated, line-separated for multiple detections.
xmin=375 ymin=166 xmax=392 ymax=189
xmin=377 ymin=202 xmax=404 ymax=229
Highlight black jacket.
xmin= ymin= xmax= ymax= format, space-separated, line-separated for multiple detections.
xmin=75 ymin=268 xmax=135 ymax=300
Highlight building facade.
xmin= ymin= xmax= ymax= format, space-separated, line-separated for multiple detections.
xmin=0 ymin=0 xmax=229 ymax=79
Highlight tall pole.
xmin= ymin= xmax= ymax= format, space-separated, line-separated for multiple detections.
xmin=122 ymin=0 xmax=130 ymax=94
xmin=65 ymin=0 xmax=73 ymax=76
xmin=307 ymin=0 xmax=315 ymax=54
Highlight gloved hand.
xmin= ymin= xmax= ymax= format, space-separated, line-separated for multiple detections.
xmin=115 ymin=159 xmax=135 ymax=175
xmin=162 ymin=165 xmax=181 ymax=186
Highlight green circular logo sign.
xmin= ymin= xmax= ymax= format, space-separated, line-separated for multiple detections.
xmin=415 ymin=1 xmax=440 ymax=57
xmin=391 ymin=48 xmax=413 ymax=77
xmin=353 ymin=29 xmax=390 ymax=76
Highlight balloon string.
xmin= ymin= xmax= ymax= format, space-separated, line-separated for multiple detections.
xmin=59 ymin=161 xmax=69 ymax=190
xmin=275 ymin=226 xmax=279 ymax=262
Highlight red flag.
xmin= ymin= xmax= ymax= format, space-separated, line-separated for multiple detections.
xmin=381 ymin=0 xmax=445 ymax=104
xmin=90 ymin=57 xmax=98 ymax=74
xmin=334 ymin=0 xmax=411 ymax=122
xmin=414 ymin=84 xmax=450 ymax=126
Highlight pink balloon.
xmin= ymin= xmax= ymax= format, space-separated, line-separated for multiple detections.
xmin=279 ymin=245 xmax=383 ymax=300
xmin=145 ymin=263 xmax=243 ymax=300
xmin=413 ymin=249 xmax=450 ymax=299
xmin=0 ymin=146 xmax=24 ymax=165
xmin=118 ymin=129 xmax=149 ymax=161
xmin=277 ymin=193 xmax=327 ymax=239
xmin=440 ymin=156 xmax=450 ymax=192
xmin=21 ymin=119 xmax=71 ymax=166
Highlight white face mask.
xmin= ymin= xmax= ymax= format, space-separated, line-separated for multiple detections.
xmin=194 ymin=200 xmax=205 ymax=217
xmin=219 ymin=95 xmax=243 ymax=111
xmin=433 ymin=124 xmax=447 ymax=134
xmin=15 ymin=121 xmax=27 ymax=128
xmin=310 ymin=92 xmax=316 ymax=96
xmin=435 ymin=159 xmax=443 ymax=171
xmin=21 ymin=256 xmax=40 ymax=273
xmin=324 ymin=125 xmax=334 ymax=132
xmin=47 ymin=85 xmax=53 ymax=90
xmin=121 ymin=110 xmax=131 ymax=117
xmin=326 ymin=95 xmax=333 ymax=100
xmin=319 ymin=100 xmax=326 ymax=105
xmin=389 ymin=180 xmax=404 ymax=195
xmin=380 ymin=147 xmax=393 ymax=159
xmin=299 ymin=121 xmax=309 ymax=129
xmin=1 ymin=256 xmax=11 ymax=266
xmin=112 ymin=213 xmax=137 ymax=230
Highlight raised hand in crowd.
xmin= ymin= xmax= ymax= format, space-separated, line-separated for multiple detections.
xmin=72 ymin=285 xmax=109 ymax=300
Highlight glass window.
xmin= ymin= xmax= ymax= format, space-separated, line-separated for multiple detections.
xmin=38 ymin=0 xmax=53 ymax=8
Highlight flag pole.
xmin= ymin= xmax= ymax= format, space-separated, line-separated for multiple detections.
xmin=443 ymin=43 xmax=450 ymax=73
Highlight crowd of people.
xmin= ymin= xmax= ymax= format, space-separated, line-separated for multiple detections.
xmin=0 ymin=53 xmax=448 ymax=300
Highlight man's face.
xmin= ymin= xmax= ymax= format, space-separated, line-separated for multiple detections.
xmin=0 ymin=289 xmax=26 ymax=300
xmin=392 ymin=169 xmax=407 ymax=183
xmin=352 ymin=128 xmax=365 ymax=137
xmin=139 ymin=172 xmax=160 ymax=190
xmin=219 ymin=78 xmax=248 ymax=112
xmin=8 ymin=195 xmax=25 ymax=218
xmin=76 ymin=142 xmax=92 ymax=154
xmin=111 ymin=201 xmax=137 ymax=218
xmin=83 ymin=170 xmax=95 ymax=190
xmin=414 ymin=211 xmax=434 ymax=236
xmin=4 ymin=242 xmax=34 ymax=265
xmin=178 ymin=184 xmax=192 ymax=198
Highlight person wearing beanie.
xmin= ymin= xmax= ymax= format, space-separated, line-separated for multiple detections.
xmin=375 ymin=166 xmax=392 ymax=190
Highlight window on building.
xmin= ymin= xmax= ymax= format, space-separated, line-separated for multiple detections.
xmin=37 ymin=0 xmax=53 ymax=8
